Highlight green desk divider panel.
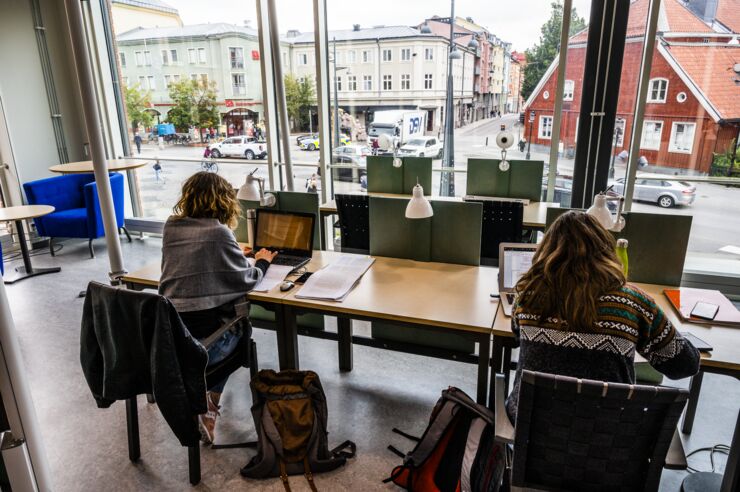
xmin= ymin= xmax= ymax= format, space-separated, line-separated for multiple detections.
xmin=369 ymin=196 xmax=481 ymax=353
xmin=466 ymin=159 xmax=544 ymax=202
xmin=366 ymin=156 xmax=432 ymax=195
xmin=236 ymin=191 xmax=321 ymax=249
xmin=545 ymin=208 xmax=692 ymax=286
xmin=249 ymin=304 xmax=325 ymax=331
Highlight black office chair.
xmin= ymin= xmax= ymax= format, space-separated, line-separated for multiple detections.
xmin=467 ymin=200 xmax=523 ymax=266
xmin=494 ymin=370 xmax=688 ymax=491
xmin=335 ymin=194 xmax=370 ymax=254
xmin=87 ymin=284 xmax=258 ymax=485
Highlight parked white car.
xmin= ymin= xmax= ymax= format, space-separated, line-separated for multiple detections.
xmin=209 ymin=136 xmax=267 ymax=159
xmin=397 ymin=136 xmax=443 ymax=158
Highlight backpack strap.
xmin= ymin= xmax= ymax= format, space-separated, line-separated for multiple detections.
xmin=279 ymin=460 xmax=292 ymax=492
xmin=386 ymin=445 xmax=405 ymax=458
xmin=330 ymin=440 xmax=356 ymax=459
xmin=392 ymin=427 xmax=421 ymax=442
xmin=303 ymin=457 xmax=319 ymax=492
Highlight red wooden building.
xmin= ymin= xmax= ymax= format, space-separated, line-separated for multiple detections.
xmin=524 ymin=0 xmax=740 ymax=174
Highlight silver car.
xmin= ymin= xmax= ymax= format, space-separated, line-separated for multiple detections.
xmin=611 ymin=178 xmax=696 ymax=208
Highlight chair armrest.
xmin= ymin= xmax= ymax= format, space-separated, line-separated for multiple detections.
xmin=665 ymin=428 xmax=687 ymax=470
xmin=199 ymin=300 xmax=250 ymax=349
xmin=494 ymin=373 xmax=515 ymax=444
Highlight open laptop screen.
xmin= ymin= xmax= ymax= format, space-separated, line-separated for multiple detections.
xmin=254 ymin=210 xmax=314 ymax=253
xmin=502 ymin=246 xmax=536 ymax=290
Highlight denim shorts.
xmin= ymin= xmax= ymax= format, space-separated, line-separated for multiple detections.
xmin=206 ymin=326 xmax=243 ymax=366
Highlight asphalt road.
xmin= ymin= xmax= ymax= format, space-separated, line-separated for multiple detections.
xmin=132 ymin=118 xmax=739 ymax=255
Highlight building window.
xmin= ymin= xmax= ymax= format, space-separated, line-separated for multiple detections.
xmin=144 ymin=51 xmax=152 ymax=66
xmin=122 ymin=76 xmax=129 ymax=86
xmin=198 ymin=48 xmax=207 ymax=64
xmin=191 ymin=73 xmax=208 ymax=85
xmin=401 ymin=48 xmax=411 ymax=61
xmin=668 ymin=122 xmax=696 ymax=153
xmin=336 ymin=76 xmax=342 ymax=91
xmin=613 ymin=118 xmax=626 ymax=147
xmin=401 ymin=74 xmax=411 ymax=90
xmin=347 ymin=50 xmax=356 ymax=63
xmin=164 ymin=75 xmax=171 ymax=87
xmin=362 ymin=50 xmax=372 ymax=63
xmin=147 ymin=76 xmax=156 ymax=91
xmin=382 ymin=74 xmax=392 ymax=90
xmin=298 ymin=53 xmax=308 ymax=65
xmin=161 ymin=49 xmax=169 ymax=65
xmin=119 ymin=52 xmax=126 ymax=68
xmin=232 ymin=73 xmax=246 ymax=96
xmin=424 ymin=73 xmax=433 ymax=89
xmin=382 ymin=48 xmax=392 ymax=62
xmin=563 ymin=79 xmax=574 ymax=101
xmin=170 ymin=49 xmax=178 ymax=63
xmin=538 ymin=115 xmax=553 ymax=139
xmin=363 ymin=75 xmax=372 ymax=91
xmin=647 ymin=78 xmax=668 ymax=103
xmin=135 ymin=51 xmax=144 ymax=66
xmin=348 ymin=75 xmax=357 ymax=91
xmin=230 ymin=47 xmax=244 ymax=69
xmin=424 ymin=48 xmax=434 ymax=61
xmin=138 ymin=76 xmax=146 ymax=88
xmin=188 ymin=48 xmax=197 ymax=64
xmin=640 ymin=120 xmax=663 ymax=150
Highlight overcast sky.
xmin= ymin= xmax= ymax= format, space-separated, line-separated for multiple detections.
xmin=167 ymin=0 xmax=593 ymax=52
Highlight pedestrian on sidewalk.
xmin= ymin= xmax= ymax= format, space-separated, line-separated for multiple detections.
xmin=133 ymin=132 xmax=142 ymax=154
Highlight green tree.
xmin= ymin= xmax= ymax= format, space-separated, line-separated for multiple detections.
xmin=166 ymin=79 xmax=197 ymax=131
xmin=521 ymin=1 xmax=587 ymax=101
xmin=193 ymin=80 xmax=220 ymax=130
xmin=284 ymin=74 xmax=315 ymax=131
xmin=124 ymin=84 xmax=154 ymax=132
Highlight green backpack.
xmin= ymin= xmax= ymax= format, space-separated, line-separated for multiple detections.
xmin=241 ymin=370 xmax=355 ymax=491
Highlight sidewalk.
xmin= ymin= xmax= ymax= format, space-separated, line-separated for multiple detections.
xmin=455 ymin=113 xmax=518 ymax=137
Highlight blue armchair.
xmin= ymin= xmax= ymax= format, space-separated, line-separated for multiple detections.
xmin=23 ymin=173 xmax=130 ymax=258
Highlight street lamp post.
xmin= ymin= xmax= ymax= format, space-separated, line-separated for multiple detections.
xmin=333 ymin=38 xmax=340 ymax=150
xmin=440 ymin=0 xmax=460 ymax=197
xmin=609 ymin=126 xmax=623 ymax=179
xmin=526 ymin=113 xmax=533 ymax=160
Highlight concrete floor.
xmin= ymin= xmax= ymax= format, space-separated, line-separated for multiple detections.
xmin=4 ymin=237 xmax=738 ymax=491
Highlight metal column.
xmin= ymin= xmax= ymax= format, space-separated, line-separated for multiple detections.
xmin=63 ymin=0 xmax=126 ymax=280
xmin=255 ymin=0 xmax=279 ymax=190
xmin=313 ymin=0 xmax=331 ymax=204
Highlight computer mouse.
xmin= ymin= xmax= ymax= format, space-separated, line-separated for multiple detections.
xmin=279 ymin=281 xmax=295 ymax=292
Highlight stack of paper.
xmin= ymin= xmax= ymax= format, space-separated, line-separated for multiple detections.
xmin=295 ymin=256 xmax=375 ymax=301
xmin=253 ymin=265 xmax=294 ymax=292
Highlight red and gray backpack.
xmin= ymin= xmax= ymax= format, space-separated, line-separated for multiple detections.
xmin=385 ymin=387 xmax=505 ymax=492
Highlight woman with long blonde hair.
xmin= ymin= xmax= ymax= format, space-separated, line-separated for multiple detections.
xmin=160 ymin=172 xmax=277 ymax=443
xmin=507 ymin=211 xmax=699 ymax=417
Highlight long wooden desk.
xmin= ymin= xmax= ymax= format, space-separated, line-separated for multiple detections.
xmin=122 ymin=251 xmax=499 ymax=403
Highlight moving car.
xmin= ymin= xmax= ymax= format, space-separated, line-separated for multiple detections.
xmin=333 ymin=144 xmax=370 ymax=159
xmin=208 ymin=136 xmax=267 ymax=159
xmin=300 ymin=135 xmax=350 ymax=151
xmin=296 ymin=133 xmax=318 ymax=146
xmin=610 ymin=177 xmax=696 ymax=208
xmin=398 ymin=137 xmax=443 ymax=158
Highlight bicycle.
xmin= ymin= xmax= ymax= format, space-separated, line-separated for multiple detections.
xmin=201 ymin=159 xmax=218 ymax=173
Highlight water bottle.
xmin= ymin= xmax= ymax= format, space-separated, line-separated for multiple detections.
xmin=616 ymin=238 xmax=629 ymax=277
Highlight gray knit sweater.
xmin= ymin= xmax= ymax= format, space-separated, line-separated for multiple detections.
xmin=159 ymin=216 xmax=267 ymax=312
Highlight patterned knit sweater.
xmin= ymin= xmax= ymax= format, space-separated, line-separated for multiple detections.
xmin=506 ymin=284 xmax=700 ymax=418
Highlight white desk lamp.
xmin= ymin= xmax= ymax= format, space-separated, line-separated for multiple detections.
xmin=378 ymin=133 xmax=402 ymax=168
xmin=405 ymin=180 xmax=433 ymax=219
xmin=587 ymin=190 xmax=625 ymax=232
xmin=237 ymin=169 xmax=276 ymax=245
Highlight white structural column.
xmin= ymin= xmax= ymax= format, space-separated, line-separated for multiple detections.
xmin=64 ymin=0 xmax=126 ymax=279
xmin=255 ymin=0 xmax=279 ymax=190
xmin=266 ymin=0 xmax=295 ymax=191
xmin=312 ymin=0 xmax=331 ymax=204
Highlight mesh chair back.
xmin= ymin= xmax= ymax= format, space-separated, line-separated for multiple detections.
xmin=468 ymin=200 xmax=523 ymax=265
xmin=336 ymin=194 xmax=370 ymax=254
xmin=512 ymin=370 xmax=688 ymax=492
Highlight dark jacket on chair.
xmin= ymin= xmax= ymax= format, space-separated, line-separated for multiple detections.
xmin=80 ymin=281 xmax=208 ymax=446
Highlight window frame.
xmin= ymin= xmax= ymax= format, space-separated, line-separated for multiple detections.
xmin=401 ymin=73 xmax=411 ymax=90
xmin=640 ymin=120 xmax=663 ymax=150
xmin=362 ymin=74 xmax=372 ymax=91
xmin=424 ymin=73 xmax=433 ymax=90
xmin=424 ymin=47 xmax=433 ymax=61
xmin=347 ymin=75 xmax=357 ymax=91
xmin=231 ymin=73 xmax=246 ymax=96
xmin=400 ymin=48 xmax=411 ymax=61
xmin=668 ymin=121 xmax=696 ymax=154
xmin=563 ymin=79 xmax=574 ymax=101
xmin=382 ymin=48 xmax=392 ymax=62
xmin=647 ymin=77 xmax=668 ymax=103
xmin=197 ymin=48 xmax=207 ymax=64
xmin=188 ymin=48 xmax=197 ymax=64
xmin=119 ymin=51 xmax=126 ymax=68
xmin=538 ymin=115 xmax=553 ymax=139
xmin=229 ymin=47 xmax=245 ymax=69
xmin=382 ymin=74 xmax=392 ymax=91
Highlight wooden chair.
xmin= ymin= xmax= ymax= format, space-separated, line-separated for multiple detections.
xmin=335 ymin=194 xmax=370 ymax=254
xmin=494 ymin=370 xmax=688 ymax=491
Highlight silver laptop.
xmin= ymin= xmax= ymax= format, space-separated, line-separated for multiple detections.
xmin=498 ymin=243 xmax=537 ymax=316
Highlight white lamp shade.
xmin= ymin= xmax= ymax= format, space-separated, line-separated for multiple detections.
xmin=586 ymin=194 xmax=614 ymax=230
xmin=237 ymin=174 xmax=261 ymax=201
xmin=405 ymin=184 xmax=433 ymax=219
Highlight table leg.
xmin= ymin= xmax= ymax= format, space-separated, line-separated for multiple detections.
xmin=319 ymin=212 xmax=328 ymax=250
xmin=490 ymin=336 xmax=504 ymax=408
xmin=681 ymin=371 xmax=704 ymax=434
xmin=4 ymin=220 xmax=61 ymax=284
xmin=337 ymin=317 xmax=353 ymax=372
xmin=275 ymin=304 xmax=299 ymax=370
xmin=476 ymin=333 xmax=491 ymax=405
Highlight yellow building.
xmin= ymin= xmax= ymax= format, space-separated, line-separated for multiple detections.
xmin=111 ymin=0 xmax=182 ymax=33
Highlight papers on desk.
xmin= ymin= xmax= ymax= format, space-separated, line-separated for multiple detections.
xmin=463 ymin=195 xmax=530 ymax=205
xmin=295 ymin=256 xmax=375 ymax=301
xmin=253 ymin=265 xmax=293 ymax=292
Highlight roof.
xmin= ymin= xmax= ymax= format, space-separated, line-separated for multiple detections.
xmin=117 ymin=23 xmax=258 ymax=42
xmin=288 ymin=25 xmax=437 ymax=44
xmin=112 ymin=0 xmax=179 ymax=15
xmin=715 ymin=0 xmax=740 ymax=33
xmin=661 ymin=43 xmax=740 ymax=121
xmin=570 ymin=0 xmax=713 ymax=44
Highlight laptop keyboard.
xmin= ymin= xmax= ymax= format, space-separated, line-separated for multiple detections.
xmin=271 ymin=255 xmax=309 ymax=267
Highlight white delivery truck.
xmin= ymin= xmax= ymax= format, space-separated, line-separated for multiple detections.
xmin=368 ymin=110 xmax=426 ymax=150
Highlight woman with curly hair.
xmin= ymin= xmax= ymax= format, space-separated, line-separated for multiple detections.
xmin=159 ymin=171 xmax=277 ymax=443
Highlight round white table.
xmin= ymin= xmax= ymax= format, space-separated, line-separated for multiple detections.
xmin=0 ymin=205 xmax=61 ymax=284
xmin=48 ymin=159 xmax=147 ymax=174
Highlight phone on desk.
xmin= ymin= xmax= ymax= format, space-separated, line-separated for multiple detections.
xmin=681 ymin=332 xmax=713 ymax=352
xmin=294 ymin=271 xmax=313 ymax=284
xmin=690 ymin=301 xmax=719 ymax=320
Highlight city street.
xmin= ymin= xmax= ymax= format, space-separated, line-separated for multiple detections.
xmin=130 ymin=115 xmax=739 ymax=255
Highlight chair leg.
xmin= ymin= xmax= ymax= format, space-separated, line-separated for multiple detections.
xmin=88 ymin=239 xmax=95 ymax=258
xmin=49 ymin=238 xmax=55 ymax=257
xmin=121 ymin=226 xmax=132 ymax=242
xmin=126 ymin=397 xmax=140 ymax=462
xmin=188 ymin=445 xmax=201 ymax=485
xmin=249 ymin=339 xmax=259 ymax=379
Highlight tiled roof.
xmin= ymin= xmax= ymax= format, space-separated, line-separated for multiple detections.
xmin=662 ymin=0 xmax=714 ymax=32
xmin=716 ymin=0 xmax=740 ymax=33
xmin=117 ymin=23 xmax=258 ymax=42
xmin=112 ymin=0 xmax=178 ymax=15
xmin=665 ymin=43 xmax=740 ymax=120
xmin=288 ymin=25 xmax=437 ymax=44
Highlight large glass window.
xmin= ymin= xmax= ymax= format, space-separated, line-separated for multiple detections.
xmin=230 ymin=47 xmax=244 ymax=69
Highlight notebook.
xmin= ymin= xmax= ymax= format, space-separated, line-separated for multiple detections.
xmin=663 ymin=288 xmax=740 ymax=327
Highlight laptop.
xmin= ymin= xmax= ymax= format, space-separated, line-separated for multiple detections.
xmin=498 ymin=243 xmax=538 ymax=317
xmin=254 ymin=209 xmax=315 ymax=272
